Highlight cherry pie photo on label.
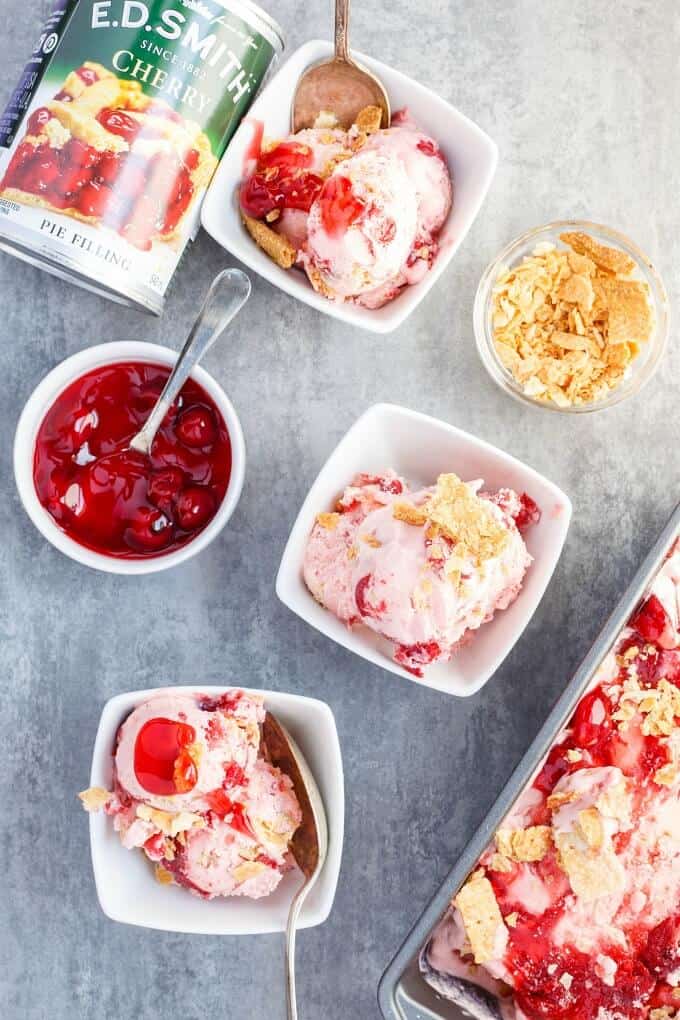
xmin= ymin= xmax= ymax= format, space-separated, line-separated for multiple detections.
xmin=0 ymin=0 xmax=283 ymax=312
xmin=1 ymin=61 xmax=217 ymax=251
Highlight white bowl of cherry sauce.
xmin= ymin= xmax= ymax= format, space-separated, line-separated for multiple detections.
xmin=14 ymin=341 xmax=245 ymax=574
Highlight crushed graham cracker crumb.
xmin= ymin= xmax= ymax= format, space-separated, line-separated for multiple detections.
xmin=78 ymin=787 xmax=112 ymax=812
xmin=317 ymin=512 xmax=341 ymax=531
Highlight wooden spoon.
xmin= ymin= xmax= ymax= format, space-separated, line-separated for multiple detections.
xmin=263 ymin=712 xmax=329 ymax=1020
xmin=291 ymin=0 xmax=390 ymax=132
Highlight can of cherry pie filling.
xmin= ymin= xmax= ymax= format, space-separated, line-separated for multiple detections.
xmin=0 ymin=0 xmax=283 ymax=313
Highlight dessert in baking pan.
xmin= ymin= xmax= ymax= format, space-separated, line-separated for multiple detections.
xmin=423 ymin=541 xmax=680 ymax=1020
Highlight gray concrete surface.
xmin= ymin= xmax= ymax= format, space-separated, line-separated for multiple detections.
xmin=1 ymin=1 xmax=679 ymax=1018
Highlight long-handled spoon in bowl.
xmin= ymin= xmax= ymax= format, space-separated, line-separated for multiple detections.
xmin=263 ymin=713 xmax=329 ymax=1020
xmin=129 ymin=267 xmax=251 ymax=456
xmin=291 ymin=0 xmax=390 ymax=131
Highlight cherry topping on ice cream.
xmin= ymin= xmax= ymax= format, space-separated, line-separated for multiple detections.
xmin=32 ymin=361 xmax=231 ymax=558
xmin=319 ymin=175 xmax=364 ymax=236
xmin=643 ymin=915 xmax=680 ymax=978
xmin=239 ymin=141 xmax=323 ymax=218
xmin=355 ymin=574 xmax=386 ymax=619
xmin=134 ymin=717 xmax=198 ymax=795
xmin=570 ymin=688 xmax=614 ymax=750
xmin=205 ymin=790 xmax=255 ymax=838
xmin=631 ymin=593 xmax=670 ymax=643
xmin=514 ymin=492 xmax=541 ymax=532
xmin=394 ymin=640 xmax=442 ymax=677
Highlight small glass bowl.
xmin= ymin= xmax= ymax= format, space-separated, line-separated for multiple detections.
xmin=473 ymin=220 xmax=670 ymax=413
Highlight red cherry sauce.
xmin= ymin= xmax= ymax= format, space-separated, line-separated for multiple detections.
xmin=33 ymin=361 xmax=231 ymax=558
xmin=319 ymin=175 xmax=364 ymax=236
xmin=134 ymin=717 xmax=197 ymax=795
xmin=239 ymin=140 xmax=324 ymax=218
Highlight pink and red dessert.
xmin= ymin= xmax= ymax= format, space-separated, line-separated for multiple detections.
xmin=33 ymin=361 xmax=230 ymax=558
xmin=239 ymin=108 xmax=453 ymax=308
xmin=79 ymin=690 xmax=302 ymax=900
xmin=303 ymin=471 xmax=538 ymax=676
xmin=425 ymin=541 xmax=680 ymax=1019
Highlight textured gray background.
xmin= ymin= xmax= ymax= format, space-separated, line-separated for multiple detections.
xmin=1 ymin=1 xmax=679 ymax=1018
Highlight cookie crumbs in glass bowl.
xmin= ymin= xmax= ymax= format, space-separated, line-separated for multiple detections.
xmin=474 ymin=221 xmax=669 ymax=413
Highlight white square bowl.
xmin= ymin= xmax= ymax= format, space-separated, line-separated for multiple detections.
xmin=276 ymin=404 xmax=572 ymax=696
xmin=201 ymin=39 xmax=498 ymax=334
xmin=87 ymin=686 xmax=344 ymax=934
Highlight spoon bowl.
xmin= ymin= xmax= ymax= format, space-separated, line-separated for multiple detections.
xmin=291 ymin=0 xmax=390 ymax=131
xmin=263 ymin=711 xmax=329 ymax=1020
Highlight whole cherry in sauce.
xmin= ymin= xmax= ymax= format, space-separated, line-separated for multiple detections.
xmin=239 ymin=140 xmax=324 ymax=218
xmin=134 ymin=717 xmax=198 ymax=796
xmin=33 ymin=361 xmax=231 ymax=558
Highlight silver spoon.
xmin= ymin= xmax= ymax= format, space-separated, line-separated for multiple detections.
xmin=129 ymin=268 xmax=251 ymax=456
xmin=263 ymin=712 xmax=329 ymax=1020
xmin=291 ymin=0 xmax=390 ymax=132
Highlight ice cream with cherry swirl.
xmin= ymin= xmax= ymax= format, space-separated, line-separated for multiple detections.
xmin=303 ymin=471 xmax=538 ymax=676
xmin=239 ymin=107 xmax=453 ymax=308
xmin=79 ymin=690 xmax=302 ymax=900
xmin=423 ymin=542 xmax=680 ymax=1020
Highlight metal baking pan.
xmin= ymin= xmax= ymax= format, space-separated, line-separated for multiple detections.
xmin=378 ymin=501 xmax=680 ymax=1020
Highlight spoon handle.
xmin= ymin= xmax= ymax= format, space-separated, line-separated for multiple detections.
xmin=334 ymin=0 xmax=351 ymax=62
xmin=285 ymin=879 xmax=311 ymax=1020
xmin=130 ymin=267 xmax=251 ymax=455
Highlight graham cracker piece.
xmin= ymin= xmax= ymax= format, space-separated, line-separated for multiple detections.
xmin=496 ymin=825 xmax=552 ymax=862
xmin=317 ymin=512 xmax=341 ymax=530
xmin=601 ymin=277 xmax=654 ymax=344
xmin=233 ymin=860 xmax=268 ymax=884
xmin=560 ymin=231 xmax=636 ymax=275
xmin=354 ymin=105 xmax=383 ymax=135
xmin=155 ymin=864 xmax=174 ymax=886
xmin=392 ymin=502 xmax=428 ymax=527
xmin=576 ymin=807 xmax=604 ymax=850
xmin=78 ymin=787 xmax=112 ymax=812
xmin=453 ymin=871 xmax=507 ymax=964
xmin=240 ymin=210 xmax=296 ymax=269
xmin=596 ymin=779 xmax=631 ymax=824
xmin=558 ymin=273 xmax=595 ymax=311
xmin=426 ymin=474 xmax=509 ymax=566
xmin=654 ymin=762 xmax=678 ymax=786
xmin=136 ymin=805 xmax=205 ymax=838
xmin=554 ymin=831 xmax=625 ymax=902
xmin=306 ymin=264 xmax=336 ymax=299
xmin=360 ymin=533 xmax=382 ymax=548
xmin=488 ymin=852 xmax=513 ymax=873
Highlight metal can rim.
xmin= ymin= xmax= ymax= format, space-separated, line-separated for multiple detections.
xmin=214 ymin=0 xmax=285 ymax=55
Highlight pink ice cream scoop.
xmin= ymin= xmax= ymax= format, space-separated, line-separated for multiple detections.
xmin=303 ymin=471 xmax=537 ymax=676
xmin=240 ymin=107 xmax=453 ymax=309
xmin=303 ymin=149 xmax=418 ymax=299
xmin=364 ymin=112 xmax=453 ymax=245
xmin=79 ymin=689 xmax=302 ymax=901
